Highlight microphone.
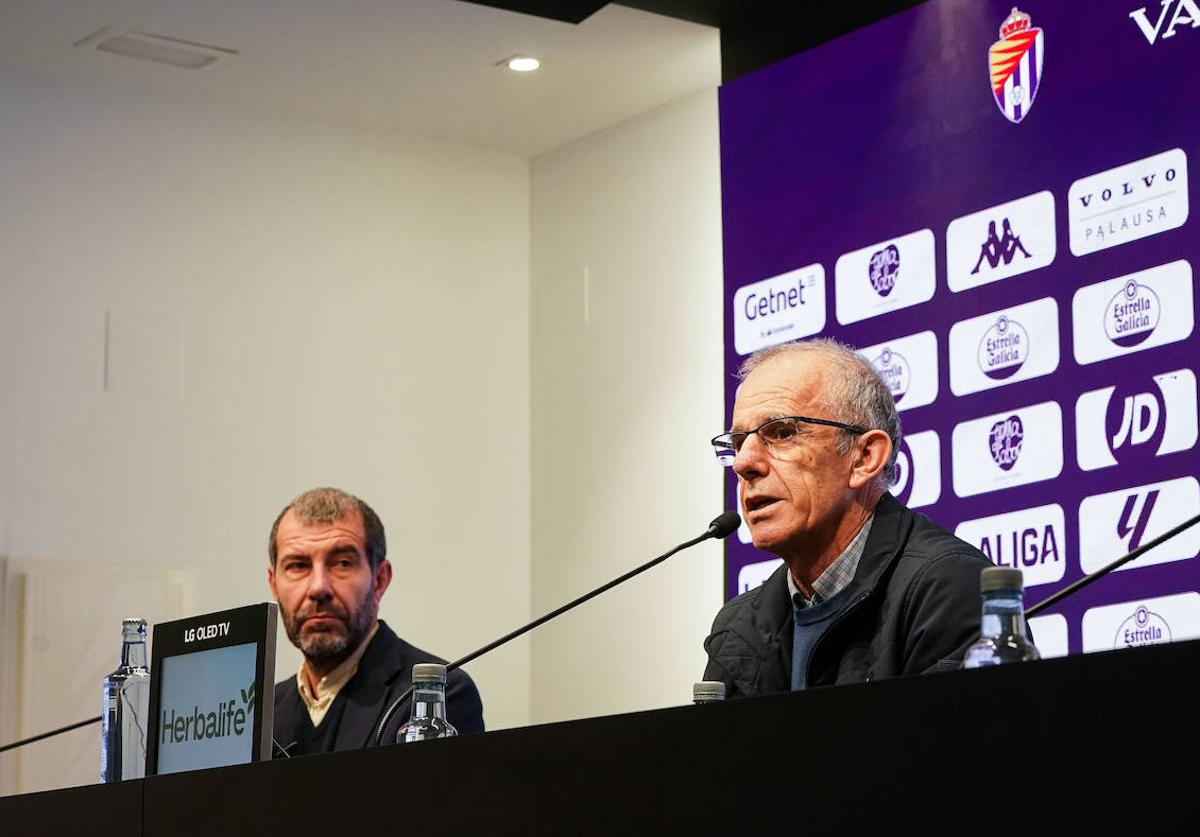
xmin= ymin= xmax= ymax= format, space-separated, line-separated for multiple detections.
xmin=371 ymin=511 xmax=741 ymax=746
xmin=1025 ymin=509 xmax=1200 ymax=618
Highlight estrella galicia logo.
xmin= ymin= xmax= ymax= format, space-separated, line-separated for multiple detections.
xmin=868 ymin=244 xmax=900 ymax=297
xmin=1114 ymin=605 xmax=1171 ymax=648
xmin=988 ymin=7 xmax=1044 ymax=124
xmin=1105 ymin=279 xmax=1161 ymax=347
xmin=989 ymin=415 xmax=1024 ymax=470
xmin=871 ymin=347 xmax=910 ymax=403
xmin=977 ymin=315 xmax=1030 ymax=380
xmin=972 ymin=219 xmax=1032 ymax=274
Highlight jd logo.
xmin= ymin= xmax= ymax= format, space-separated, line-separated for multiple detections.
xmin=1117 ymin=489 xmax=1160 ymax=550
xmin=1130 ymin=0 xmax=1200 ymax=44
xmin=1107 ymin=389 xmax=1164 ymax=454
xmin=972 ymin=219 xmax=1032 ymax=274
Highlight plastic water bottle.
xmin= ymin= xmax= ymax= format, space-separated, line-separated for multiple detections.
xmin=692 ymin=681 xmax=726 ymax=704
xmin=962 ymin=567 xmax=1041 ymax=669
xmin=396 ymin=663 xmax=458 ymax=742
xmin=101 ymin=618 xmax=151 ymax=782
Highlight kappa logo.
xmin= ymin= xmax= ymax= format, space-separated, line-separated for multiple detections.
xmin=977 ymin=315 xmax=1030 ymax=380
xmin=972 ymin=218 xmax=1032 ymax=274
xmin=989 ymin=415 xmax=1024 ymax=470
xmin=868 ymin=244 xmax=900 ymax=297
xmin=989 ymin=7 xmax=1044 ymax=124
xmin=1106 ymin=279 xmax=1161 ymax=347
xmin=1075 ymin=369 xmax=1197 ymax=471
xmin=1130 ymin=0 xmax=1200 ymax=45
xmin=872 ymin=347 xmax=910 ymax=403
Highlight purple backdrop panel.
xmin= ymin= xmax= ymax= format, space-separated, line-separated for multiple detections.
xmin=719 ymin=0 xmax=1200 ymax=657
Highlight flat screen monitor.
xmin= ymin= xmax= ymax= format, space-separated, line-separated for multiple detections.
xmin=145 ymin=602 xmax=277 ymax=775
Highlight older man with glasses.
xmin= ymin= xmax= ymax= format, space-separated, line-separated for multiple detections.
xmin=703 ymin=338 xmax=989 ymax=696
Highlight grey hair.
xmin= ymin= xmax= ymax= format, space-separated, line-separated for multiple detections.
xmin=268 ymin=487 xmax=387 ymax=569
xmin=737 ymin=338 xmax=902 ymax=486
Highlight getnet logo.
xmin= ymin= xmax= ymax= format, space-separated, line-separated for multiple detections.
xmin=161 ymin=681 xmax=255 ymax=746
xmin=1075 ymin=369 xmax=1197 ymax=471
xmin=1071 ymin=260 xmax=1194 ymax=365
xmin=732 ymin=264 xmax=826 ymax=355
xmin=859 ymin=330 xmax=938 ymax=412
xmin=1068 ymin=148 xmax=1189 ymax=256
xmin=988 ymin=7 xmax=1045 ymax=124
xmin=1082 ymin=592 xmax=1200 ymax=652
xmin=947 ymin=191 xmax=1056 ymax=292
xmin=955 ymin=503 xmax=1066 ymax=588
xmin=949 ymin=297 xmax=1059 ymax=396
xmin=1078 ymin=476 xmax=1200 ymax=575
xmin=1130 ymin=0 xmax=1200 ymax=44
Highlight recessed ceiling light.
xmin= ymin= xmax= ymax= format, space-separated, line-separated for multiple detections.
xmin=506 ymin=56 xmax=540 ymax=72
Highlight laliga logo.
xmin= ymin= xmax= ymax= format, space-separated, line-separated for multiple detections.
xmin=989 ymin=415 xmax=1024 ymax=471
xmin=988 ymin=8 xmax=1044 ymax=124
xmin=977 ymin=315 xmax=1030 ymax=380
xmin=872 ymin=347 xmax=911 ymax=403
xmin=1106 ymin=280 xmax=1160 ymax=347
xmin=1115 ymin=605 xmax=1171 ymax=647
xmin=868 ymin=244 xmax=900 ymax=297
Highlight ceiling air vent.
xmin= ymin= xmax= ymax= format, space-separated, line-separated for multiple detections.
xmin=74 ymin=28 xmax=238 ymax=70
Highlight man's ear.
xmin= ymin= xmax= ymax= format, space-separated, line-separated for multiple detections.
xmin=848 ymin=430 xmax=892 ymax=489
xmin=267 ymin=564 xmax=277 ymax=598
xmin=372 ymin=558 xmax=393 ymax=603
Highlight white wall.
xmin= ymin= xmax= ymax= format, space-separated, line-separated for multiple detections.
xmin=529 ymin=88 xmax=724 ymax=723
xmin=0 ymin=67 xmax=532 ymax=785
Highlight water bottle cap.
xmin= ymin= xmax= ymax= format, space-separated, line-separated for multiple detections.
xmin=122 ymin=617 xmax=147 ymax=626
xmin=411 ymin=663 xmax=448 ymax=684
xmin=980 ymin=566 xmax=1024 ymax=592
xmin=692 ymin=680 xmax=725 ymax=701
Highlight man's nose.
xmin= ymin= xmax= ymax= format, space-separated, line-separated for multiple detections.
xmin=731 ymin=433 xmax=769 ymax=480
xmin=305 ymin=564 xmax=333 ymax=601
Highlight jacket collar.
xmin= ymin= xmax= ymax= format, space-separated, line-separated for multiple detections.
xmin=332 ymin=619 xmax=408 ymax=750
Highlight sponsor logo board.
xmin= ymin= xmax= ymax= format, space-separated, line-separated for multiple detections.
xmin=734 ymin=264 xmax=826 ymax=355
xmin=955 ymin=503 xmax=1066 ymax=587
xmin=1068 ymin=148 xmax=1188 ymax=256
xmin=947 ymin=191 xmax=1055 ymax=291
xmin=1075 ymin=369 xmax=1198 ymax=471
xmin=1028 ymin=614 xmax=1068 ymax=659
xmin=1078 ymin=476 xmax=1200 ymax=574
xmin=1071 ymin=260 xmax=1193 ymax=365
xmin=952 ymin=401 xmax=1063 ymax=497
xmin=948 ymin=297 xmax=1059 ymax=395
xmin=1082 ymin=592 xmax=1200 ymax=652
xmin=737 ymin=558 xmax=783 ymax=594
xmin=888 ymin=430 xmax=941 ymax=510
xmin=835 ymin=229 xmax=935 ymax=325
xmin=859 ymin=331 xmax=938 ymax=412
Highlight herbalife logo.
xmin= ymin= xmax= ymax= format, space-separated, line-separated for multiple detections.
xmin=1106 ymin=280 xmax=1161 ymax=347
xmin=868 ymin=244 xmax=900 ymax=297
xmin=989 ymin=415 xmax=1024 ymax=470
xmin=1115 ymin=605 xmax=1171 ymax=647
xmin=977 ymin=315 xmax=1030 ymax=380
xmin=871 ymin=347 xmax=910 ymax=403
xmin=161 ymin=682 xmax=255 ymax=745
xmin=972 ymin=219 xmax=1032 ymax=274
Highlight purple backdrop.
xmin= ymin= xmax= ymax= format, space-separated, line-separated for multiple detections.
xmin=720 ymin=0 xmax=1200 ymax=656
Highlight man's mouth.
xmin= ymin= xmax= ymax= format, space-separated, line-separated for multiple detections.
xmin=744 ymin=496 xmax=779 ymax=514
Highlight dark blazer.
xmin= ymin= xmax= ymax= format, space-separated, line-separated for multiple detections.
xmin=703 ymin=493 xmax=990 ymax=696
xmin=273 ymin=620 xmax=485 ymax=753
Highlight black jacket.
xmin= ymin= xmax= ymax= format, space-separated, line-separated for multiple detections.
xmin=703 ymin=494 xmax=989 ymax=696
xmin=273 ymin=620 xmax=484 ymax=754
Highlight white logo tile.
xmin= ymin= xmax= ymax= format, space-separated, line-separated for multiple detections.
xmin=1068 ymin=148 xmax=1188 ymax=256
xmin=947 ymin=190 xmax=1056 ymax=291
xmin=733 ymin=264 xmax=826 ymax=355
xmin=1082 ymin=592 xmax=1200 ymax=653
xmin=1077 ymin=476 xmax=1200 ymax=575
xmin=1071 ymin=260 xmax=1193 ymax=365
xmin=948 ymin=297 xmax=1060 ymax=396
xmin=834 ymin=229 xmax=935 ymax=325
xmin=955 ymin=503 xmax=1066 ymax=588
xmin=858 ymin=331 xmax=938 ymax=412
xmin=1075 ymin=369 xmax=1198 ymax=471
xmin=951 ymin=401 xmax=1063 ymax=498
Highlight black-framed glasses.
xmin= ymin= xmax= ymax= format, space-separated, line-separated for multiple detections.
xmin=710 ymin=415 xmax=869 ymax=466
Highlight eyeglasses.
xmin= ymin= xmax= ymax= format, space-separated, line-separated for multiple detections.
xmin=710 ymin=415 xmax=869 ymax=466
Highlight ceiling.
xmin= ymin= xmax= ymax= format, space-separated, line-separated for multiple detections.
xmin=0 ymin=0 xmax=720 ymax=158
